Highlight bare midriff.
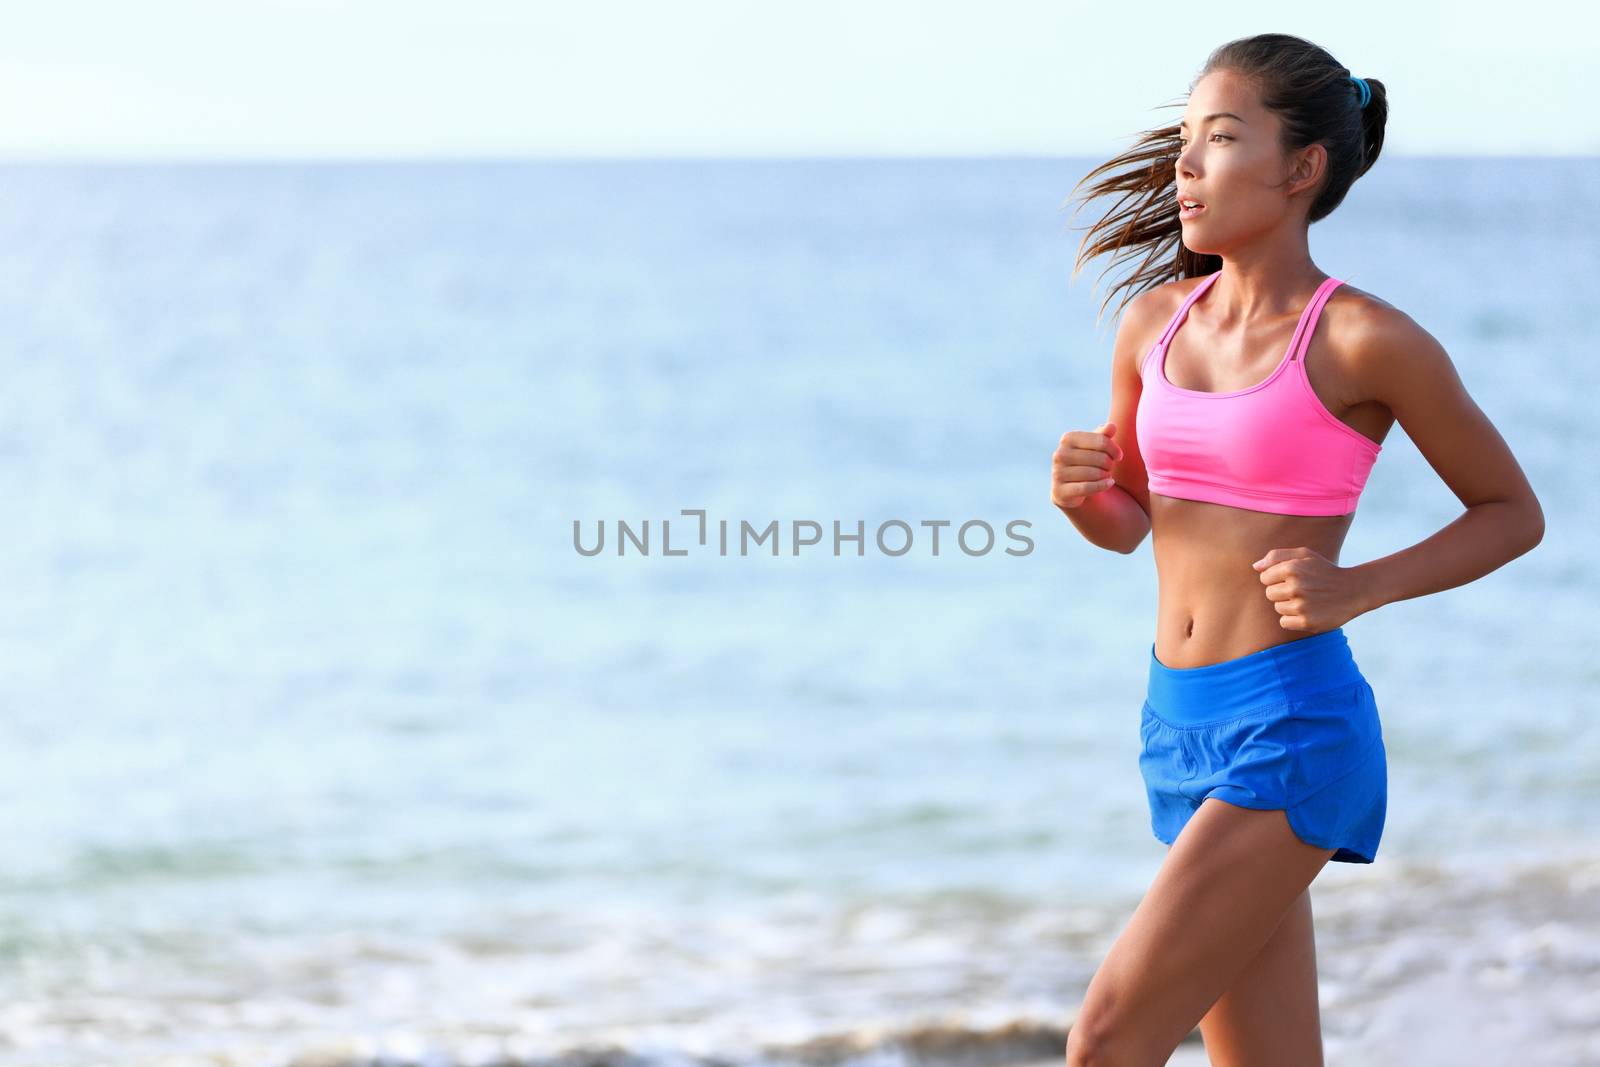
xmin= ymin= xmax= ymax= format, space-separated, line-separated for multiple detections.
xmin=1149 ymin=494 xmax=1357 ymax=669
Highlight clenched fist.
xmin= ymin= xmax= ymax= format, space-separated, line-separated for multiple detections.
xmin=1252 ymin=546 xmax=1371 ymax=631
xmin=1053 ymin=420 xmax=1123 ymax=510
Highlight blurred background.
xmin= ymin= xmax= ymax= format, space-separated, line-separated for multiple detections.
xmin=1 ymin=3 xmax=1596 ymax=1066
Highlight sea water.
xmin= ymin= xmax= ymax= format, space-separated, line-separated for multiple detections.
xmin=0 ymin=157 xmax=1594 ymax=1066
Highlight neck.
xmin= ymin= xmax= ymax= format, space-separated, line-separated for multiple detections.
xmin=1210 ymin=241 xmax=1324 ymax=324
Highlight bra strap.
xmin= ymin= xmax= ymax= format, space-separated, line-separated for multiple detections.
xmin=1155 ymin=271 xmax=1222 ymax=348
xmin=1287 ymin=277 xmax=1345 ymax=363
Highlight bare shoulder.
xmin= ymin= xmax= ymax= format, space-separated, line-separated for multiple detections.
xmin=1324 ymin=283 xmax=1452 ymax=375
xmin=1117 ymin=276 xmax=1205 ymax=381
xmin=1323 ymin=282 xmax=1456 ymax=394
xmin=1324 ymin=280 xmax=1540 ymax=518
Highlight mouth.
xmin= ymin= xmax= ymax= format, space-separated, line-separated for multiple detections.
xmin=1178 ymin=198 xmax=1207 ymax=220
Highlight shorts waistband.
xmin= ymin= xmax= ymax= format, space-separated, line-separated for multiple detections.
xmin=1146 ymin=628 xmax=1363 ymax=724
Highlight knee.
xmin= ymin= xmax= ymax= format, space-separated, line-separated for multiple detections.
xmin=1064 ymin=1018 xmax=1136 ymax=1067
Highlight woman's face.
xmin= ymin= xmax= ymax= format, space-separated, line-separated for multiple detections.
xmin=1175 ymin=70 xmax=1315 ymax=255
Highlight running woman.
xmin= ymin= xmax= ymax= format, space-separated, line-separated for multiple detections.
xmin=1050 ymin=33 xmax=1544 ymax=1067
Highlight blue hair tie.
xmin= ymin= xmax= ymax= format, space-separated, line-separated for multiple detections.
xmin=1350 ymin=76 xmax=1371 ymax=109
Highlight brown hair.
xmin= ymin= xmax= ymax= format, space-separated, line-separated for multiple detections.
xmin=1061 ymin=33 xmax=1388 ymax=328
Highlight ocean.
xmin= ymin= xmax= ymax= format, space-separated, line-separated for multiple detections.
xmin=0 ymin=156 xmax=1594 ymax=1066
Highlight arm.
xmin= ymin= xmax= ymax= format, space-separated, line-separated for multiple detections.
xmin=1347 ymin=310 xmax=1545 ymax=615
xmin=1056 ymin=288 xmax=1163 ymax=554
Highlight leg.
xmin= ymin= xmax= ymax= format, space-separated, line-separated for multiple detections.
xmin=1065 ymin=798 xmax=1335 ymax=1067
xmin=1196 ymin=886 xmax=1324 ymax=1066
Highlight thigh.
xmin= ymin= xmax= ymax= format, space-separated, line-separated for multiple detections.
xmin=1197 ymin=886 xmax=1324 ymax=1066
xmin=1069 ymin=797 xmax=1335 ymax=1065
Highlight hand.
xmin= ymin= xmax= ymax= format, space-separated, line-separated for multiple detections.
xmin=1052 ymin=420 xmax=1122 ymax=510
xmin=1251 ymin=547 xmax=1369 ymax=631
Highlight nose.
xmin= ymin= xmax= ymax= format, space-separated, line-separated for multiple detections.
xmin=1177 ymin=141 xmax=1199 ymax=179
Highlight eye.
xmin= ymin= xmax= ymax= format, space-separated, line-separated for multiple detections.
xmin=1177 ymin=134 xmax=1232 ymax=147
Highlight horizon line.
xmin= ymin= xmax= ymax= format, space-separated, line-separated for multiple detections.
xmin=0 ymin=149 xmax=1592 ymax=166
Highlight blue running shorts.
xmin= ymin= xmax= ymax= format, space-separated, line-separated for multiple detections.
xmin=1139 ymin=627 xmax=1387 ymax=864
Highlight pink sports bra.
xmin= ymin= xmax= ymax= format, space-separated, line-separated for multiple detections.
xmin=1135 ymin=270 xmax=1382 ymax=517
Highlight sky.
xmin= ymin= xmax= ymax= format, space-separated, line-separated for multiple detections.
xmin=1 ymin=0 xmax=1596 ymax=161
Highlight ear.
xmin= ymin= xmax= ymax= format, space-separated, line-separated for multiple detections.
xmin=1287 ymin=142 xmax=1327 ymax=199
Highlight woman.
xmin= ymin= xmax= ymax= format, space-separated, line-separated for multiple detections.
xmin=1050 ymin=34 xmax=1544 ymax=1067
